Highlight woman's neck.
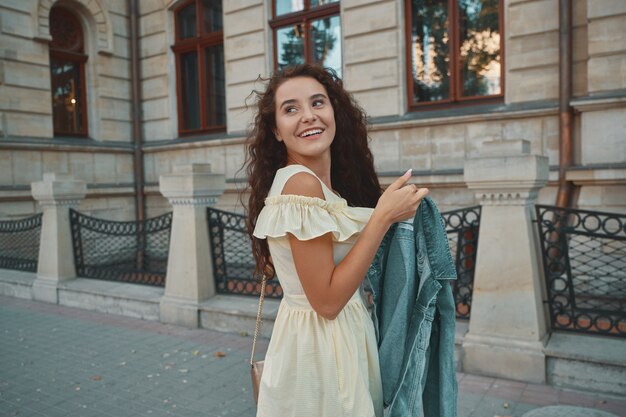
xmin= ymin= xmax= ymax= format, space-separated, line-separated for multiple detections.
xmin=286 ymin=155 xmax=332 ymax=190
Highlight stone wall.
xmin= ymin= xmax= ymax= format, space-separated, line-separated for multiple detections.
xmin=0 ymin=0 xmax=137 ymax=220
xmin=1 ymin=0 xmax=625 ymax=221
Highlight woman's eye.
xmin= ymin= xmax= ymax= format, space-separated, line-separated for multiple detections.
xmin=312 ymin=99 xmax=324 ymax=107
xmin=286 ymin=107 xmax=297 ymax=114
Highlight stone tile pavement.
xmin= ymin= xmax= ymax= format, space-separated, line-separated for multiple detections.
xmin=1 ymin=295 xmax=625 ymax=417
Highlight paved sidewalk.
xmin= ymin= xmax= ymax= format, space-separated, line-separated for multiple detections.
xmin=1 ymin=295 xmax=625 ymax=417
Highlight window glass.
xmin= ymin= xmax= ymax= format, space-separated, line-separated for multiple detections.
xmin=410 ymin=0 xmax=450 ymax=103
xmin=180 ymin=52 xmax=200 ymax=130
xmin=277 ymin=24 xmax=305 ymax=70
xmin=276 ymin=0 xmax=304 ymax=16
xmin=458 ymin=0 xmax=500 ymax=97
xmin=310 ymin=0 xmax=339 ymax=7
xmin=50 ymin=58 xmax=86 ymax=134
xmin=205 ymin=45 xmax=226 ymax=126
xmin=310 ymin=16 xmax=341 ymax=76
xmin=174 ymin=0 xmax=225 ymax=134
xmin=49 ymin=6 xmax=87 ymax=136
xmin=202 ymin=0 xmax=222 ymax=33
xmin=178 ymin=3 xmax=197 ymax=39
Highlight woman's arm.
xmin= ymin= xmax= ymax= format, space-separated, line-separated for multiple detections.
xmin=285 ymin=169 xmax=428 ymax=320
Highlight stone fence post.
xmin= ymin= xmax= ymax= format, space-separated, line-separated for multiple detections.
xmin=31 ymin=173 xmax=87 ymax=303
xmin=462 ymin=140 xmax=549 ymax=383
xmin=159 ymin=163 xmax=226 ymax=328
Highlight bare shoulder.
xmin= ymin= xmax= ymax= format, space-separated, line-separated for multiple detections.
xmin=282 ymin=172 xmax=325 ymax=200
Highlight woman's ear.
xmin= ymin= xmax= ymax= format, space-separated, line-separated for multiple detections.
xmin=273 ymin=129 xmax=283 ymax=142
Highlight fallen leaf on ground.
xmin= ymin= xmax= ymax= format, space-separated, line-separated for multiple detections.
xmin=90 ymin=375 xmax=102 ymax=381
xmin=214 ymin=351 xmax=226 ymax=358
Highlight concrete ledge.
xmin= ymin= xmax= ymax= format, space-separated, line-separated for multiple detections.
xmin=199 ymin=294 xmax=280 ymax=339
xmin=545 ymin=332 xmax=626 ymax=396
xmin=0 ymin=269 xmax=35 ymax=299
xmin=57 ymin=278 xmax=162 ymax=321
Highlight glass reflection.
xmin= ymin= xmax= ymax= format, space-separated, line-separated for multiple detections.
xmin=181 ymin=52 xmax=200 ymax=130
xmin=276 ymin=0 xmax=304 ymax=16
xmin=51 ymin=58 xmax=85 ymax=134
xmin=310 ymin=0 xmax=340 ymax=7
xmin=277 ymin=24 xmax=305 ymax=69
xmin=178 ymin=3 xmax=197 ymax=38
xmin=411 ymin=0 xmax=450 ymax=102
xmin=311 ymin=16 xmax=341 ymax=76
xmin=205 ymin=45 xmax=226 ymax=126
xmin=202 ymin=0 xmax=223 ymax=32
xmin=458 ymin=0 xmax=500 ymax=97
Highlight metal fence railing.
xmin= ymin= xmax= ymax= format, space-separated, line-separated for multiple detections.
xmin=536 ymin=205 xmax=626 ymax=338
xmin=69 ymin=209 xmax=172 ymax=287
xmin=442 ymin=206 xmax=481 ymax=319
xmin=207 ymin=205 xmax=482 ymax=315
xmin=207 ymin=208 xmax=283 ymax=298
xmin=0 ymin=214 xmax=43 ymax=273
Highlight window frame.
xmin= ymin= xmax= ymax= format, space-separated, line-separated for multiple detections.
xmin=270 ymin=1 xmax=341 ymax=72
xmin=172 ymin=0 xmax=225 ymax=136
xmin=49 ymin=7 xmax=89 ymax=137
xmin=404 ymin=0 xmax=505 ymax=111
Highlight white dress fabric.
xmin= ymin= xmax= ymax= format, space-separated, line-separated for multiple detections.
xmin=253 ymin=164 xmax=384 ymax=417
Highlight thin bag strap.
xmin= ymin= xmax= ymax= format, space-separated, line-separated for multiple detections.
xmin=250 ymin=276 xmax=267 ymax=366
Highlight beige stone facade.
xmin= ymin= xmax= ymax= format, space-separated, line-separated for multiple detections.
xmin=0 ymin=0 xmax=625 ymax=220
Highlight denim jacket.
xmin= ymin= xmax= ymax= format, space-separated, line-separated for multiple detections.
xmin=366 ymin=197 xmax=458 ymax=417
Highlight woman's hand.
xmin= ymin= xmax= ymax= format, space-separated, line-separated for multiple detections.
xmin=373 ymin=169 xmax=429 ymax=226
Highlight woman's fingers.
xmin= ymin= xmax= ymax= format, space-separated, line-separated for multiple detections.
xmin=387 ymin=169 xmax=412 ymax=192
xmin=416 ymin=187 xmax=429 ymax=200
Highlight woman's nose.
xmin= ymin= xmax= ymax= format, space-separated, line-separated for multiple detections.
xmin=301 ymin=106 xmax=317 ymax=122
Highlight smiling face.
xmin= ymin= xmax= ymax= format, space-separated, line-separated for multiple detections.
xmin=273 ymin=76 xmax=336 ymax=165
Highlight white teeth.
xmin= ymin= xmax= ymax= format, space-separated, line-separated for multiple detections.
xmin=301 ymin=129 xmax=322 ymax=137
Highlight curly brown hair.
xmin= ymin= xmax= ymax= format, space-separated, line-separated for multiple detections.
xmin=244 ymin=64 xmax=382 ymax=279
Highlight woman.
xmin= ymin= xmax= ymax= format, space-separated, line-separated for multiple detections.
xmin=245 ymin=64 xmax=428 ymax=417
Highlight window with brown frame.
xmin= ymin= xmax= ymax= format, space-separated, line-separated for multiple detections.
xmin=173 ymin=0 xmax=225 ymax=135
xmin=271 ymin=0 xmax=342 ymax=76
xmin=405 ymin=0 xmax=503 ymax=110
xmin=49 ymin=6 xmax=89 ymax=137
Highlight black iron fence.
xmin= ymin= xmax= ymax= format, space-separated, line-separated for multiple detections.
xmin=70 ymin=209 xmax=172 ymax=286
xmin=536 ymin=205 xmax=626 ymax=338
xmin=442 ymin=206 xmax=481 ymax=319
xmin=0 ymin=214 xmax=43 ymax=272
xmin=207 ymin=208 xmax=283 ymax=298
xmin=207 ymin=205 xmax=482 ymax=314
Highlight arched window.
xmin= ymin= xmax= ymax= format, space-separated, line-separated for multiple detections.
xmin=173 ymin=0 xmax=225 ymax=135
xmin=49 ymin=6 xmax=89 ymax=137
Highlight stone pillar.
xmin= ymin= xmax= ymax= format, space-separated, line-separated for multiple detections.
xmin=31 ymin=173 xmax=87 ymax=303
xmin=159 ymin=163 xmax=226 ymax=328
xmin=462 ymin=140 xmax=550 ymax=383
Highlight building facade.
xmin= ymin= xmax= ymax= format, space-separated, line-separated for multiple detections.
xmin=0 ymin=0 xmax=625 ymax=220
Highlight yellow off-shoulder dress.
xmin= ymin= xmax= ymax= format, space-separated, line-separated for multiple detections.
xmin=253 ymin=164 xmax=383 ymax=417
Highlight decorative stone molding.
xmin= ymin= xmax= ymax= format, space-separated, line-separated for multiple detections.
xmin=34 ymin=0 xmax=114 ymax=56
xmin=167 ymin=197 xmax=220 ymax=206
xmin=477 ymin=190 xmax=540 ymax=206
xmin=34 ymin=199 xmax=82 ymax=207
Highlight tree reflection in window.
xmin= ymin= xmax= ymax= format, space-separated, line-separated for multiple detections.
xmin=272 ymin=1 xmax=341 ymax=76
xmin=408 ymin=0 xmax=501 ymax=107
